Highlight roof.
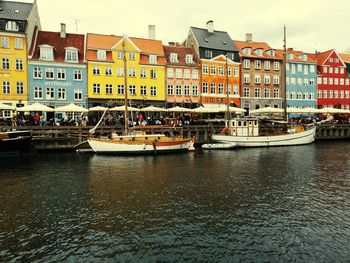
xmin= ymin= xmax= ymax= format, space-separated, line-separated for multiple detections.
xmin=274 ymin=48 xmax=317 ymax=63
xmin=315 ymin=49 xmax=334 ymax=65
xmin=0 ymin=1 xmax=33 ymax=21
xmin=86 ymin=33 xmax=164 ymax=55
xmin=30 ymin=31 xmax=85 ymax=64
xmin=234 ymin=40 xmax=282 ymax=60
xmin=163 ymin=45 xmax=200 ymax=67
xmin=190 ymin=26 xmax=237 ymax=52
xmin=339 ymin=53 xmax=350 ymax=63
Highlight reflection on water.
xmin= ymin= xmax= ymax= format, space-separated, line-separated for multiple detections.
xmin=1 ymin=141 xmax=350 ymax=262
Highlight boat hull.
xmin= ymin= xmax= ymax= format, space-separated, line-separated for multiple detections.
xmin=211 ymin=126 xmax=316 ymax=147
xmin=202 ymin=142 xmax=237 ymax=150
xmin=0 ymin=131 xmax=32 ymax=157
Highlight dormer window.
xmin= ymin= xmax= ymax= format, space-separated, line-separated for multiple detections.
xmin=170 ymin=53 xmax=178 ymax=63
xmin=288 ymin=53 xmax=294 ymax=60
xmin=302 ymin=54 xmax=308 ymax=61
xmin=5 ymin=21 xmax=19 ymax=31
xmin=65 ymin=47 xmax=79 ymax=63
xmin=266 ymin=49 xmax=275 ymax=57
xmin=97 ymin=50 xmax=107 ymax=60
xmin=40 ymin=45 xmax=54 ymax=61
xmin=254 ymin=49 xmax=263 ymax=56
xmin=242 ymin=48 xmax=251 ymax=55
xmin=185 ymin=54 xmax=193 ymax=64
xmin=149 ymin=55 xmax=157 ymax=64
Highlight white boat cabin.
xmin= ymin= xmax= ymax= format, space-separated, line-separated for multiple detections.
xmin=224 ymin=118 xmax=260 ymax=137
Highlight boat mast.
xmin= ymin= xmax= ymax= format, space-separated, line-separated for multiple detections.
xmin=282 ymin=25 xmax=288 ymax=123
xmin=122 ymin=36 xmax=129 ymax=134
xmin=225 ymin=52 xmax=230 ymax=123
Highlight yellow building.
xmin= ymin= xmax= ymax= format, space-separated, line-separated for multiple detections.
xmin=86 ymin=33 xmax=166 ymax=107
xmin=0 ymin=0 xmax=41 ymax=114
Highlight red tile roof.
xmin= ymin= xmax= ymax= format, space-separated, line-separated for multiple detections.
xmin=233 ymin=40 xmax=282 ymax=60
xmin=163 ymin=45 xmax=200 ymax=67
xmin=339 ymin=53 xmax=350 ymax=63
xmin=275 ymin=48 xmax=317 ymax=63
xmin=315 ymin=49 xmax=334 ymax=65
xmin=30 ymin=31 xmax=85 ymax=64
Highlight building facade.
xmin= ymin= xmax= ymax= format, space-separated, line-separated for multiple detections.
xmin=284 ymin=48 xmax=318 ymax=110
xmin=0 ymin=0 xmax=40 ymax=111
xmin=86 ymin=33 xmax=166 ymax=108
xmin=163 ymin=44 xmax=200 ymax=108
xmin=234 ymin=35 xmax=283 ymax=113
xmin=315 ymin=49 xmax=350 ymax=110
xmin=185 ymin=21 xmax=241 ymax=107
xmin=28 ymin=24 xmax=87 ymax=113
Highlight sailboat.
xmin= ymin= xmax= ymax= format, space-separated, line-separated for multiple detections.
xmin=87 ymin=36 xmax=192 ymax=154
xmin=210 ymin=26 xmax=318 ymax=148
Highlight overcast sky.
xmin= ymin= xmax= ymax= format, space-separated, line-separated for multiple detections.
xmin=16 ymin=0 xmax=350 ymax=53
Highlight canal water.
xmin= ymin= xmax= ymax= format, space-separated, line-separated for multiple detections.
xmin=0 ymin=141 xmax=350 ymax=262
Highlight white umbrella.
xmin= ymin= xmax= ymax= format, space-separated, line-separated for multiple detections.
xmin=109 ymin=105 xmax=139 ymax=112
xmin=219 ymin=106 xmax=246 ymax=113
xmin=167 ymin=106 xmax=192 ymax=113
xmin=191 ymin=106 xmax=215 ymax=113
xmin=0 ymin=103 xmax=15 ymax=110
xmin=250 ymin=107 xmax=284 ymax=114
xmin=88 ymin=106 xmax=108 ymax=112
xmin=55 ymin=103 xmax=88 ymax=113
xmin=140 ymin=105 xmax=168 ymax=112
xmin=17 ymin=102 xmax=54 ymax=112
xmin=318 ymin=107 xmax=350 ymax=114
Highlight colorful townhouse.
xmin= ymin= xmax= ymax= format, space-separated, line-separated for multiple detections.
xmin=315 ymin=49 xmax=350 ymax=110
xmin=234 ymin=34 xmax=283 ymax=113
xmin=27 ymin=24 xmax=87 ymax=116
xmin=0 ymin=0 xmax=41 ymax=113
xmin=283 ymin=48 xmax=318 ymax=111
xmin=163 ymin=44 xmax=200 ymax=108
xmin=184 ymin=21 xmax=241 ymax=107
xmin=86 ymin=33 xmax=166 ymax=108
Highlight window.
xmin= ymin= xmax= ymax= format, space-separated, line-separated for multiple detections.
xmin=105 ymin=84 xmax=113 ymax=94
xmin=264 ymin=88 xmax=270 ymax=98
xmin=218 ymin=66 xmax=224 ymax=76
xmin=273 ymin=61 xmax=280 ymax=71
xmin=334 ymin=78 xmax=339 ymax=85
xmin=46 ymin=87 xmax=54 ymax=100
xmin=273 ymin=88 xmax=279 ymax=98
xmin=304 ymin=65 xmax=309 ymax=75
xmin=329 ymin=58 xmax=333 ymax=62
xmin=117 ymin=67 xmax=125 ymax=77
xmin=129 ymin=85 xmax=136 ymax=96
xmin=184 ymin=85 xmax=190 ymax=96
xmin=303 ymin=78 xmax=308 ymax=86
xmin=334 ymin=90 xmax=339 ymax=98
xmin=297 ymin=92 xmax=302 ymax=100
xmin=273 ymin=75 xmax=279 ymax=85
xmin=201 ymin=65 xmax=208 ymax=75
xmin=74 ymin=70 xmax=82 ymax=81
xmin=117 ymin=85 xmax=124 ymax=95
xmin=105 ymin=67 xmax=112 ymax=76
xmin=244 ymin=59 xmax=250 ymax=69
xmin=175 ymin=69 xmax=183 ymax=78
xmin=202 ymin=82 xmax=208 ymax=94
xmin=264 ymin=75 xmax=270 ymax=84
xmin=329 ymin=67 xmax=333 ymax=74
xmin=34 ymin=87 xmax=42 ymax=99
xmin=184 ymin=69 xmax=190 ymax=79
xmin=5 ymin=21 xmax=19 ymax=31
xmin=286 ymin=77 xmax=290 ymax=85
xmin=16 ymin=82 xmax=24 ymax=95
xmin=210 ymin=65 xmax=216 ymax=75
xmin=167 ymin=85 xmax=174 ymax=95
xmin=210 ymin=83 xmax=216 ymax=94
xmin=218 ymin=83 xmax=224 ymax=94
xmin=140 ymin=86 xmax=147 ymax=96
xmin=234 ymin=84 xmax=239 ymax=96
xmin=323 ymin=77 xmax=328 ymax=85
xmin=74 ymin=89 xmax=83 ymax=100
xmin=2 ymin=58 xmax=10 ymax=70
xmin=297 ymin=77 xmax=302 ymax=85
xmin=167 ymin=68 xmax=174 ymax=78
xmin=14 ymin=38 xmax=23 ymax=49
xmin=128 ymin=53 xmax=136 ymax=60
xmin=340 ymin=68 xmax=345 ymax=74
xmin=286 ymin=63 xmax=290 ymax=72
xmin=255 ymin=60 xmax=261 ymax=69
xmin=309 ymin=79 xmax=315 ymax=86
xmin=329 ymin=78 xmax=333 ymax=85
xmin=65 ymin=49 xmax=78 ymax=62
xmin=254 ymin=74 xmax=261 ymax=84
xmin=128 ymin=68 xmax=136 ymax=77
xmin=310 ymin=92 xmax=315 ymax=100
xmin=44 ymin=68 xmax=54 ymax=79
xmin=170 ymin=53 xmax=178 ymax=63
xmin=297 ymin=64 xmax=302 ymax=73
xmin=340 ymin=78 xmax=344 ymax=85
xmin=205 ymin=49 xmax=213 ymax=58
xmin=243 ymin=87 xmax=250 ymax=97
xmin=255 ymin=88 xmax=261 ymax=98
xmin=186 ymin=55 xmax=193 ymax=64
xmin=323 ymin=90 xmax=327 ymax=98
xmin=328 ymin=90 xmax=333 ymax=98
xmin=150 ymin=70 xmax=157 ymax=79
xmin=2 ymin=81 xmax=10 ymax=94
xmin=244 ymin=74 xmax=250 ymax=84
xmin=93 ymin=66 xmax=100 ymax=75
xmin=1 ymin=37 xmax=10 ymax=48
xmin=243 ymin=48 xmax=251 ymax=55
xmin=291 ymin=64 xmax=296 ymax=74
xmin=264 ymin=61 xmax=271 ymax=70
xmin=310 ymin=65 xmax=315 ymax=73
xmin=254 ymin=49 xmax=263 ymax=56
xmin=192 ymin=86 xmax=198 ymax=96
xmin=227 ymin=67 xmax=232 ymax=76
xmin=324 ymin=66 xmax=328 ymax=73
xmin=192 ymin=69 xmax=199 ymax=80
xmin=117 ymin=52 xmax=124 ymax=59
xmin=150 ymin=86 xmax=157 ymax=96
xmin=97 ymin=50 xmax=106 ymax=60
xmin=58 ymin=88 xmax=66 ymax=100
xmin=57 ymin=69 xmax=66 ymax=80
xmin=340 ymin=90 xmax=344 ymax=99
xmin=40 ymin=47 xmax=54 ymax=61
xmin=317 ymin=77 xmax=322 ymax=84
xmin=33 ymin=67 xmax=42 ymax=79
xmin=317 ymin=90 xmax=322 ymax=99
xmin=93 ymin=84 xmax=100 ymax=94
xmin=335 ymin=67 xmax=339 ymax=74
xmin=290 ymin=77 xmax=296 ymax=85
xmin=346 ymin=90 xmax=350 ymax=98
xmin=176 ymin=85 xmax=182 ymax=95
xmin=15 ymin=59 xmax=23 ymax=71
xmin=346 ymin=79 xmax=350 ymax=85
xmin=149 ymin=55 xmax=157 ymax=64
xmin=233 ymin=67 xmax=239 ymax=77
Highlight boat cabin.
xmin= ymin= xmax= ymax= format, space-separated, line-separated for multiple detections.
xmin=224 ymin=118 xmax=259 ymax=137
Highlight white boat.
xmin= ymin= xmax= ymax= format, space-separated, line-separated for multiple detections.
xmin=202 ymin=142 xmax=237 ymax=150
xmin=211 ymin=118 xmax=316 ymax=147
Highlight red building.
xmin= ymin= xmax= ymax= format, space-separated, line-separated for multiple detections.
xmin=315 ymin=49 xmax=350 ymax=110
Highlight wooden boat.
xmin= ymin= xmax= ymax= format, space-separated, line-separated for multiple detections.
xmin=0 ymin=130 xmax=32 ymax=157
xmin=202 ymin=142 xmax=237 ymax=150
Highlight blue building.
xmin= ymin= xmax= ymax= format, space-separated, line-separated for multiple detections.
xmin=28 ymin=24 xmax=87 ymax=119
xmin=284 ymin=48 xmax=318 ymax=116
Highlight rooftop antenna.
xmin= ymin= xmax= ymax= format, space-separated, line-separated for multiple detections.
xmin=71 ymin=18 xmax=82 ymax=33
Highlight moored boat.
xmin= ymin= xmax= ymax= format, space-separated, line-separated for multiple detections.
xmin=0 ymin=130 xmax=32 ymax=157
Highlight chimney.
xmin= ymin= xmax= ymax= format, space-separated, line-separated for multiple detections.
xmin=148 ymin=25 xmax=156 ymax=40
xmin=245 ymin=33 xmax=253 ymax=42
xmin=60 ymin=23 xmax=66 ymax=38
xmin=206 ymin=20 xmax=214 ymax=33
